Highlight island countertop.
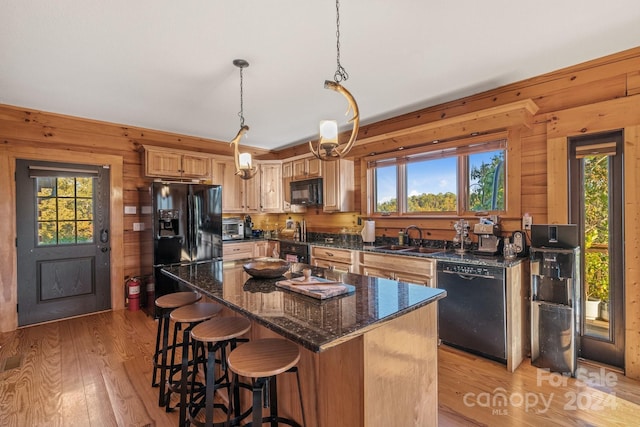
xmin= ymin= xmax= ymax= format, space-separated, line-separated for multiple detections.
xmin=161 ymin=259 xmax=446 ymax=353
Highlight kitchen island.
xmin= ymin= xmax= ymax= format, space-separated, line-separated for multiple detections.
xmin=162 ymin=259 xmax=446 ymax=427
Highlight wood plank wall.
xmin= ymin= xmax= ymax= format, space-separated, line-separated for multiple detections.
xmin=1 ymin=46 xmax=640 ymax=376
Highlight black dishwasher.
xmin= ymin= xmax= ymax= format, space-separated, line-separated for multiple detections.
xmin=437 ymin=261 xmax=507 ymax=363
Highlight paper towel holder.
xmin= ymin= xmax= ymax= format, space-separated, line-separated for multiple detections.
xmin=361 ymin=220 xmax=376 ymax=244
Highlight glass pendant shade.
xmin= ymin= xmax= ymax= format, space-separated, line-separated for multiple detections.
xmin=319 ymin=120 xmax=339 ymax=150
xmin=238 ymin=152 xmax=252 ymax=169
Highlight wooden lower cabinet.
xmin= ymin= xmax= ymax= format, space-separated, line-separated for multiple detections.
xmin=505 ymin=260 xmax=530 ymax=372
xmin=254 ymin=240 xmax=280 ymax=258
xmin=222 ymin=241 xmax=255 ymax=260
xmin=218 ymin=301 xmax=439 ymax=427
xmin=224 ymin=240 xmax=279 ymax=260
xmin=359 ymin=251 xmax=436 ymax=286
xmin=310 ymin=246 xmax=357 ymax=273
xmin=254 ymin=241 xmax=268 ymax=258
xmin=268 ymin=240 xmax=280 ymax=258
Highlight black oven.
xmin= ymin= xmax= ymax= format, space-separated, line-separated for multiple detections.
xmin=279 ymin=241 xmax=310 ymax=264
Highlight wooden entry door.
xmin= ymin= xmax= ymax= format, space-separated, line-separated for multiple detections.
xmin=16 ymin=160 xmax=112 ymax=326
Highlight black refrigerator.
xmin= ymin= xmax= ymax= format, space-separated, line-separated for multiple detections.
xmin=147 ymin=182 xmax=223 ymax=310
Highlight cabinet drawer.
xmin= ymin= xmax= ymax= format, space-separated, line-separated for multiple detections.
xmin=312 ymin=258 xmax=353 ymax=273
xmin=394 ymin=271 xmax=433 ymax=287
xmin=223 ymin=243 xmax=255 ymax=260
xmin=311 ymin=246 xmax=353 ymax=264
xmin=360 ymin=252 xmax=435 ymax=277
xmin=361 ymin=266 xmax=394 ymax=280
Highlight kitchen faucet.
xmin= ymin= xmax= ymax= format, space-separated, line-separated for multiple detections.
xmin=403 ymin=225 xmax=423 ymax=247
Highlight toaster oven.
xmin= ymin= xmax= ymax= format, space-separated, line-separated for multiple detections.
xmin=222 ymin=218 xmax=244 ymax=240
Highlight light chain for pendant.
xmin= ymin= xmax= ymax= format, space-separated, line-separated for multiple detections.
xmin=238 ymin=66 xmax=245 ymax=128
xmin=334 ymin=0 xmax=349 ymax=83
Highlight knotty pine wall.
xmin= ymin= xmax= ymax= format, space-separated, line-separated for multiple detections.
xmin=1 ymin=46 xmax=640 ymax=378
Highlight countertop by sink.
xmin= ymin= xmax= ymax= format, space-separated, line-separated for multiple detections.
xmin=224 ymin=236 xmax=526 ymax=267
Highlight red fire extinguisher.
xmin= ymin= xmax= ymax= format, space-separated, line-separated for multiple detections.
xmin=126 ymin=277 xmax=142 ymax=311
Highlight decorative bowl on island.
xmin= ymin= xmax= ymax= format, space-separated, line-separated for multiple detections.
xmin=242 ymin=258 xmax=290 ymax=278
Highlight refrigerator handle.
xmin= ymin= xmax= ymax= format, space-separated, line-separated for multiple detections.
xmin=187 ymin=192 xmax=194 ymax=260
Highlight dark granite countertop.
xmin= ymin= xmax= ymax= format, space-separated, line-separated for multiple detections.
xmin=161 ymin=259 xmax=446 ymax=353
xmin=223 ymin=237 xmax=266 ymax=243
xmin=223 ymin=237 xmax=526 ymax=267
xmin=308 ymin=240 xmax=526 ymax=267
xmin=426 ymin=250 xmax=526 ymax=267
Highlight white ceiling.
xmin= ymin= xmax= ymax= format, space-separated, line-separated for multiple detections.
xmin=2 ymin=1 xmax=640 ymax=151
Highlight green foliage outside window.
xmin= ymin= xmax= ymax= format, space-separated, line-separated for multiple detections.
xmin=377 ymin=199 xmax=397 ymax=213
xmin=407 ymin=192 xmax=457 ymax=211
xmin=468 ymin=152 xmax=505 ymax=211
xmin=584 ymin=154 xmax=610 ymax=302
xmin=37 ymin=177 xmax=94 ymax=245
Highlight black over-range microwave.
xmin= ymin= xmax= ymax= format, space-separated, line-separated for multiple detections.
xmin=290 ymin=178 xmax=323 ymax=206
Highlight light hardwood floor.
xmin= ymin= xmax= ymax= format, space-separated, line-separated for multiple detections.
xmin=1 ymin=310 xmax=639 ymax=426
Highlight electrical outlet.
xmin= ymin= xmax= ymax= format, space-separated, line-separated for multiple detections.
xmin=522 ymin=214 xmax=532 ymax=230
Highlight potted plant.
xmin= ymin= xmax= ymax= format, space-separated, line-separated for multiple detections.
xmin=585 ymin=246 xmax=609 ymax=321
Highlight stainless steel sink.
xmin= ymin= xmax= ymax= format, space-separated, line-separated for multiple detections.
xmin=373 ymin=245 xmax=414 ymax=251
xmin=373 ymin=245 xmax=445 ymax=254
xmin=401 ymin=247 xmax=445 ymax=254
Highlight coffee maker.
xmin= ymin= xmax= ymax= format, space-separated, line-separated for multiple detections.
xmin=473 ymin=222 xmax=502 ymax=255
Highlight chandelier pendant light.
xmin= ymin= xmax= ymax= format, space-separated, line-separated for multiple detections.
xmin=309 ymin=0 xmax=360 ymax=161
xmin=230 ymin=59 xmax=257 ymax=179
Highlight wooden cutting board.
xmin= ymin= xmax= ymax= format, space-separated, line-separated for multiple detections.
xmin=276 ymin=277 xmax=355 ymax=299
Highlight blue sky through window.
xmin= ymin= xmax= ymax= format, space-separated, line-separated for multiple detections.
xmin=375 ymin=151 xmax=499 ymax=206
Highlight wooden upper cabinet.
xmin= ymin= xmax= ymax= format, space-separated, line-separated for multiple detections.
xmin=323 ymin=158 xmax=354 ymax=212
xmin=244 ymin=172 xmax=260 ymax=214
xmin=143 ymin=145 xmax=212 ymax=179
xmin=216 ymin=159 xmax=243 ymax=212
xmin=282 ymin=161 xmax=293 ymax=179
xmin=292 ymin=156 xmax=321 ymax=180
xmin=260 ymin=161 xmax=283 ymax=213
xmin=214 ymin=157 xmax=260 ymax=214
xmin=181 ymin=153 xmax=211 ymax=177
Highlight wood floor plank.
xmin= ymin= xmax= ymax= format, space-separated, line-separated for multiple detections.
xmin=2 ymin=310 xmax=640 ymax=426
xmin=438 ymin=345 xmax=640 ymax=426
xmin=59 ymin=317 xmax=93 ymax=426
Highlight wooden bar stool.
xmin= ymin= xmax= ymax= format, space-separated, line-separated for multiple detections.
xmin=166 ymin=302 xmax=223 ymax=426
xmin=188 ymin=316 xmax=252 ymax=427
xmin=227 ymin=338 xmax=306 ymax=427
xmin=152 ymin=291 xmax=202 ymax=407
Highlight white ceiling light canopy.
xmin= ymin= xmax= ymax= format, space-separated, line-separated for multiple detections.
xmin=309 ymin=0 xmax=360 ymax=161
xmin=230 ymin=58 xmax=257 ymax=180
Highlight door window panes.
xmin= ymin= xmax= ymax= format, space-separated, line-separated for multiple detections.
xmin=36 ymin=177 xmax=94 ymax=246
xmin=583 ymin=153 xmax=611 ymax=340
xmin=407 ymin=157 xmax=457 ymax=212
